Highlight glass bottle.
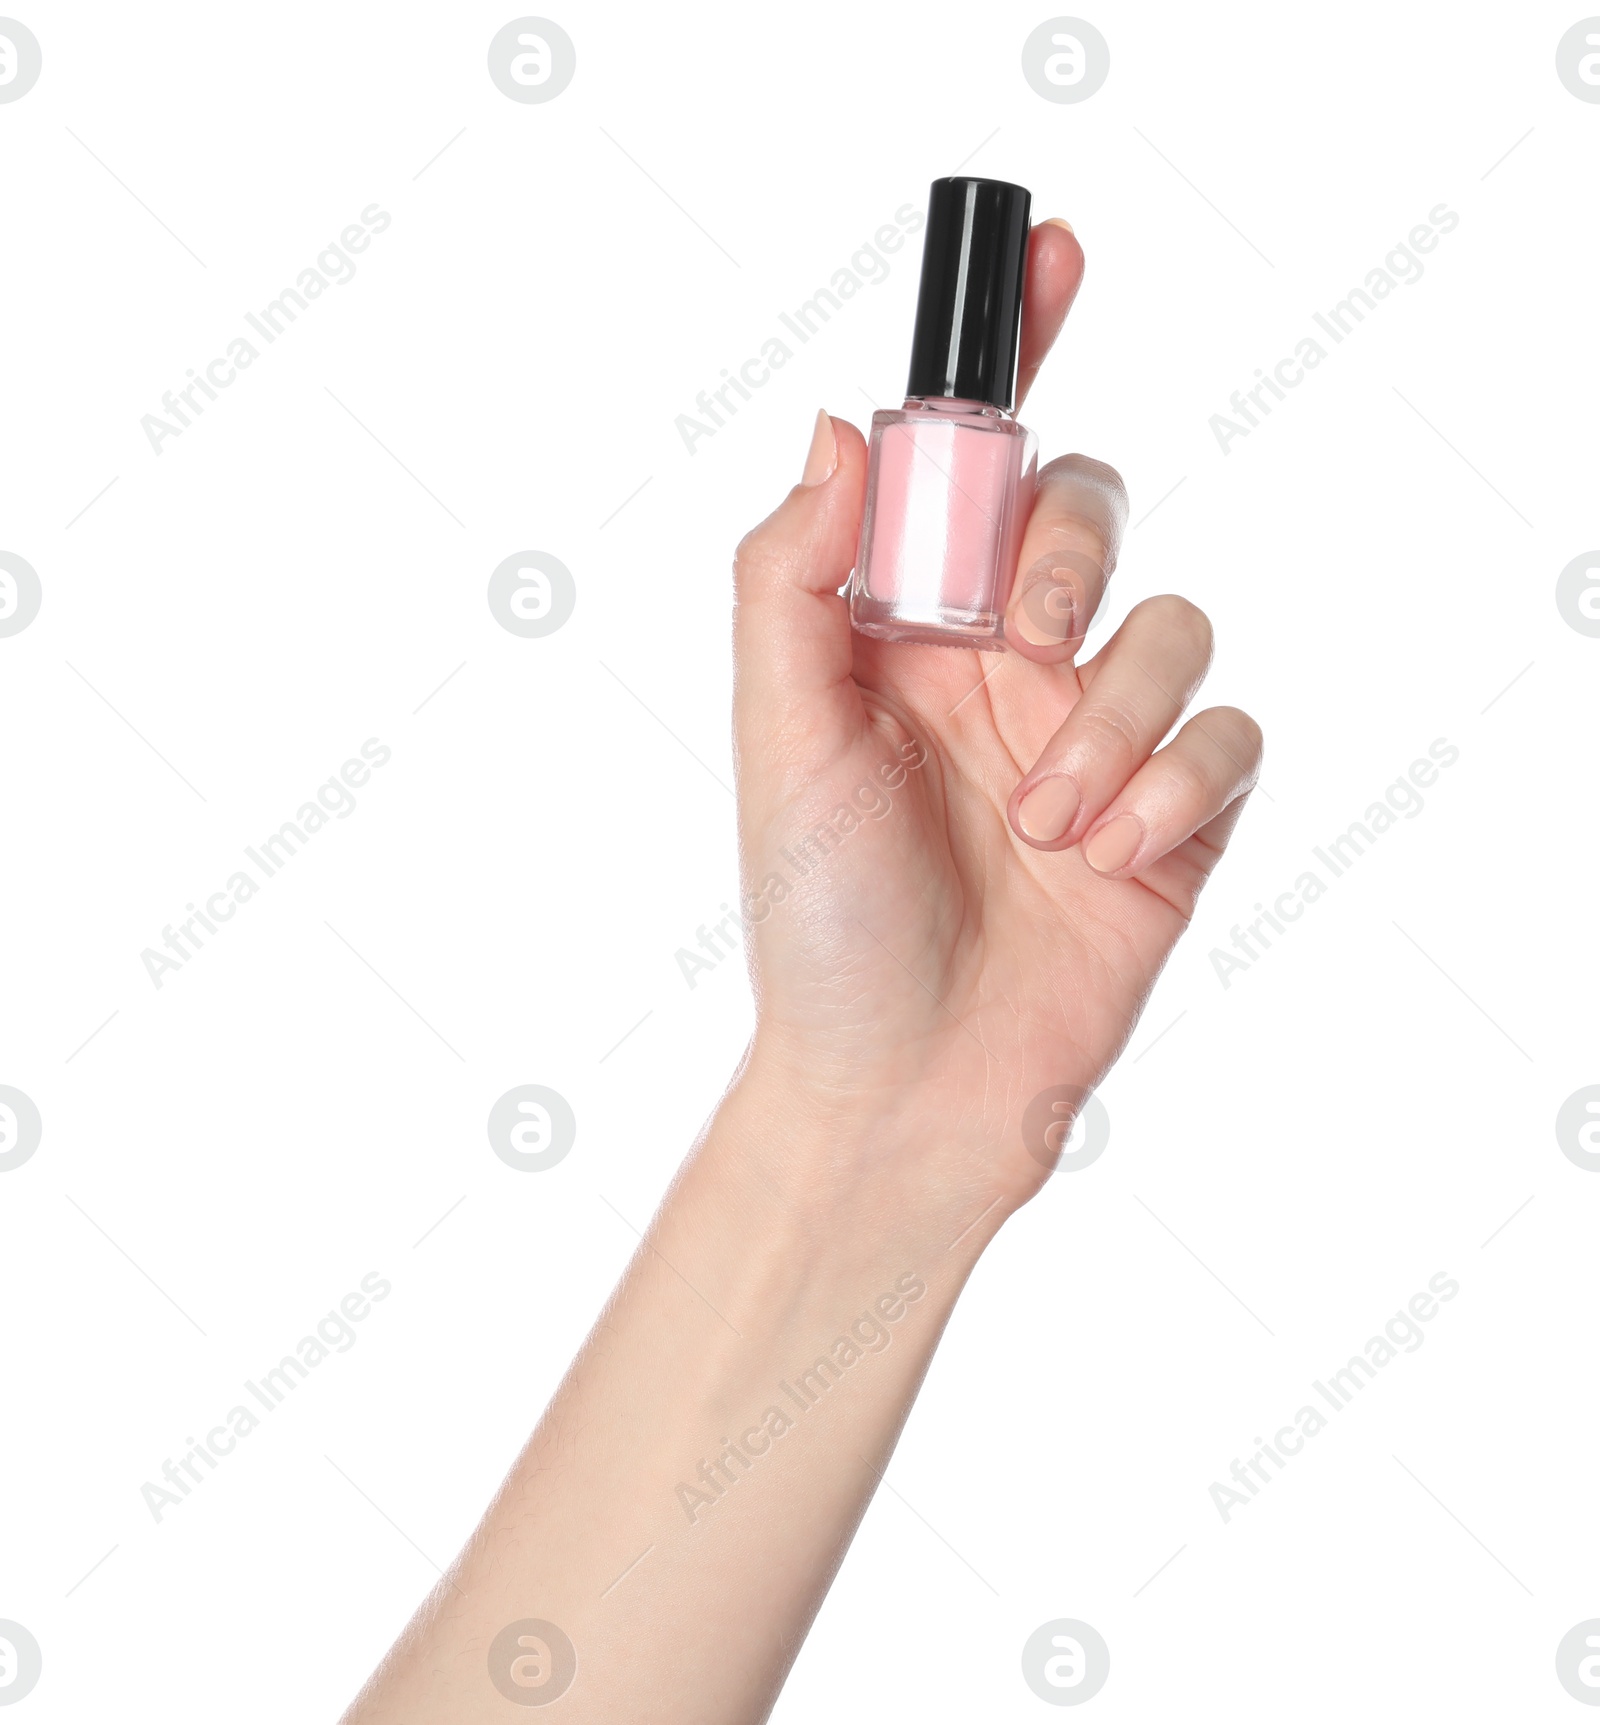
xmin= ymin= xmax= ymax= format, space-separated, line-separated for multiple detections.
xmin=849 ymin=177 xmax=1038 ymax=650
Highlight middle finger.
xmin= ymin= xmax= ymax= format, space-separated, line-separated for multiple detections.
xmin=1007 ymin=595 xmax=1215 ymax=849
xmin=1002 ymin=452 xmax=1128 ymax=663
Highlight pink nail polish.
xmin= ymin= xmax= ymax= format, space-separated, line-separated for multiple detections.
xmin=849 ymin=178 xmax=1039 ymax=651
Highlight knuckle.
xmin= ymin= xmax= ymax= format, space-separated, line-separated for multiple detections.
xmin=1137 ymin=593 xmax=1214 ymax=661
xmin=1086 ymin=457 xmax=1130 ymax=523
xmin=1015 ymin=566 xmax=1087 ymax=641
xmin=1033 ymin=456 xmax=1128 ymax=574
xmin=732 ymin=522 xmax=781 ymax=589
xmin=1042 ymin=518 xmax=1108 ymax=576
xmin=1218 ymin=706 xmax=1265 ymax=760
xmin=1163 ymin=753 xmax=1215 ymax=807
xmin=1074 ymin=698 xmax=1143 ymax=768
xmin=1043 ymin=453 xmax=1128 ymax=511
xmin=1190 ymin=708 xmax=1264 ymax=792
xmin=1024 ymin=532 xmax=1105 ymax=599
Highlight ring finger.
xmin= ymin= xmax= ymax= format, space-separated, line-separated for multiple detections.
xmin=1078 ymin=706 xmax=1263 ymax=883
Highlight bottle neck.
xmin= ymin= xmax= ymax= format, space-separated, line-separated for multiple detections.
xmin=900 ymin=395 xmax=1014 ymax=421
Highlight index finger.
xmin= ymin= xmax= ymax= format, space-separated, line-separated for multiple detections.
xmin=1015 ymin=219 xmax=1085 ymax=410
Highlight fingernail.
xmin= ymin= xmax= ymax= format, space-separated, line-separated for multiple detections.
xmin=1017 ymin=775 xmax=1081 ymax=843
xmin=1015 ymin=573 xmax=1077 ymax=647
xmin=1083 ymin=814 xmax=1144 ymax=875
xmin=801 ymin=409 xmax=836 ymax=487
xmin=1042 ymin=217 xmax=1075 ymax=235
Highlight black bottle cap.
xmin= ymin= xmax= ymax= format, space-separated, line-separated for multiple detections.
xmin=905 ymin=177 xmax=1032 ymax=410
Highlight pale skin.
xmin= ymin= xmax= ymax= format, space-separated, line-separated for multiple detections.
xmin=341 ymin=220 xmax=1262 ymax=1723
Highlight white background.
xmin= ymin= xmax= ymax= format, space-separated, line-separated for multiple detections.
xmin=2 ymin=1 xmax=1598 ymax=1719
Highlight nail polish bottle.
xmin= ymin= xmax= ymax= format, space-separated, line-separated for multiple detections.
xmin=849 ymin=177 xmax=1039 ymax=650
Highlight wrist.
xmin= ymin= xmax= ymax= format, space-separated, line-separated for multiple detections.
xmin=694 ymin=1044 xmax=1019 ymax=1277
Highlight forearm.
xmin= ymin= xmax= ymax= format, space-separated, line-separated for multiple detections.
xmin=343 ymin=1060 xmax=1006 ymax=1723
xmin=338 ymin=209 xmax=1241 ymax=1722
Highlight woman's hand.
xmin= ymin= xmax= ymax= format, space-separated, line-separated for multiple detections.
xmin=341 ymin=217 xmax=1258 ymax=1725
xmin=732 ymin=222 xmax=1262 ymax=1213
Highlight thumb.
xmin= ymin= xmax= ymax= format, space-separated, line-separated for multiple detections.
xmin=732 ymin=411 xmax=867 ymax=764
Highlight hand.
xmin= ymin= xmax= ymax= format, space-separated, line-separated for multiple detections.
xmin=731 ymin=221 xmax=1263 ymax=1212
